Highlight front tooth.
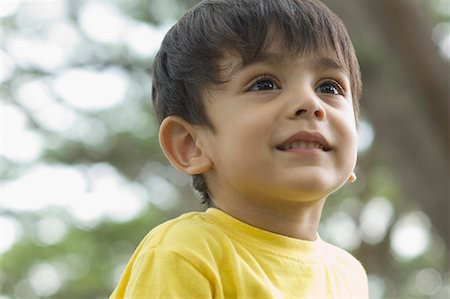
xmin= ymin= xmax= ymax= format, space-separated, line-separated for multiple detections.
xmin=291 ymin=142 xmax=305 ymax=148
xmin=298 ymin=142 xmax=307 ymax=148
xmin=288 ymin=142 xmax=322 ymax=149
xmin=281 ymin=142 xmax=325 ymax=150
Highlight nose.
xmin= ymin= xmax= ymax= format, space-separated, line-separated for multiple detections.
xmin=288 ymin=88 xmax=326 ymax=121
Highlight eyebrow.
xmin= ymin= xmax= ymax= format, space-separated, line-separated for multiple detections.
xmin=226 ymin=53 xmax=349 ymax=78
xmin=310 ymin=57 xmax=349 ymax=76
xmin=226 ymin=52 xmax=284 ymax=78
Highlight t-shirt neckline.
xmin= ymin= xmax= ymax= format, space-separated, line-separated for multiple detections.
xmin=204 ymin=208 xmax=327 ymax=261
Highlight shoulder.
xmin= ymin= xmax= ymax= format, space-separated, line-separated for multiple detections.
xmin=314 ymin=240 xmax=368 ymax=297
xmin=321 ymin=240 xmax=367 ymax=277
xmin=112 ymin=212 xmax=219 ymax=298
xmin=138 ymin=211 xmax=228 ymax=258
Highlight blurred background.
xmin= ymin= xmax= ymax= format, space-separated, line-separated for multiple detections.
xmin=1 ymin=0 xmax=449 ymax=298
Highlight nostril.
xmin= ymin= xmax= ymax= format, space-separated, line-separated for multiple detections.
xmin=314 ymin=109 xmax=325 ymax=119
xmin=292 ymin=108 xmax=325 ymax=119
xmin=295 ymin=109 xmax=306 ymax=116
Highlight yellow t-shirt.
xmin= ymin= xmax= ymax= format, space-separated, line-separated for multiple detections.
xmin=111 ymin=208 xmax=368 ymax=298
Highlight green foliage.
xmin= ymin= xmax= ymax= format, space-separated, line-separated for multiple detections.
xmin=1 ymin=0 xmax=448 ymax=298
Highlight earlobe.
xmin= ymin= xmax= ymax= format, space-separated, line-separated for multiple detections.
xmin=159 ymin=116 xmax=212 ymax=175
xmin=347 ymin=172 xmax=357 ymax=183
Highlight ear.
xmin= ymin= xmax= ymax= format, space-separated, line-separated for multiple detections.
xmin=159 ymin=116 xmax=212 ymax=175
xmin=347 ymin=172 xmax=357 ymax=183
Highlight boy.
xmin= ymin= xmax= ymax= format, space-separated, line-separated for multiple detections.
xmin=111 ymin=0 xmax=368 ymax=297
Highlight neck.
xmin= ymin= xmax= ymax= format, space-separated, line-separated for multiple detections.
xmin=215 ymin=197 xmax=326 ymax=241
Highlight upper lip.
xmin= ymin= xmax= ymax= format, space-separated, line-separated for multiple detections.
xmin=276 ymin=131 xmax=332 ymax=151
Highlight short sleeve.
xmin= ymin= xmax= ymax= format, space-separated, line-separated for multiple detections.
xmin=111 ymin=248 xmax=213 ymax=299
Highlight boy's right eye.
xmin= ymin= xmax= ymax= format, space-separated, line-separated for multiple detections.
xmin=248 ymin=76 xmax=281 ymax=91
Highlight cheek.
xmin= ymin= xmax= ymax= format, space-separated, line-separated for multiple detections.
xmin=332 ymin=112 xmax=358 ymax=165
xmin=216 ymin=120 xmax=273 ymax=172
xmin=227 ymin=111 xmax=274 ymax=144
xmin=342 ymin=124 xmax=358 ymax=169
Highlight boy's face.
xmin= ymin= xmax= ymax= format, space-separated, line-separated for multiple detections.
xmin=198 ymin=48 xmax=357 ymax=206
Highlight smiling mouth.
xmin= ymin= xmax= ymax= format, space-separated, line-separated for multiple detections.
xmin=277 ymin=141 xmax=329 ymax=151
xmin=276 ymin=131 xmax=332 ymax=152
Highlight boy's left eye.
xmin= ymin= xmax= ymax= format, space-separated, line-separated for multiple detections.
xmin=316 ymin=80 xmax=344 ymax=96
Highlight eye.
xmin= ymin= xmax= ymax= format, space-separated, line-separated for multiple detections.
xmin=248 ymin=76 xmax=280 ymax=91
xmin=316 ymin=80 xmax=344 ymax=96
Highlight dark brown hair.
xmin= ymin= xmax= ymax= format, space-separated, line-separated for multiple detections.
xmin=152 ymin=0 xmax=362 ymax=206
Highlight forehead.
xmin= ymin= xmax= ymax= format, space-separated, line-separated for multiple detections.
xmin=219 ymin=49 xmax=350 ymax=80
xmin=217 ymin=26 xmax=350 ymax=76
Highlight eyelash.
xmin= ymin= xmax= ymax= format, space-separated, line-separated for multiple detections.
xmin=246 ymin=75 xmax=347 ymax=96
xmin=247 ymin=75 xmax=280 ymax=92
xmin=316 ymin=79 xmax=346 ymax=96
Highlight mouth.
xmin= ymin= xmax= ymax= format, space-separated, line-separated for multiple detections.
xmin=277 ymin=141 xmax=328 ymax=151
xmin=276 ymin=131 xmax=332 ymax=152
